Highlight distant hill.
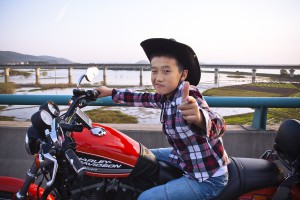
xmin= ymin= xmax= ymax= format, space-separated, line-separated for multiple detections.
xmin=135 ymin=60 xmax=149 ymax=64
xmin=0 ymin=51 xmax=73 ymax=64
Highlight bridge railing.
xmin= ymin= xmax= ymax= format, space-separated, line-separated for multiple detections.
xmin=0 ymin=94 xmax=299 ymax=130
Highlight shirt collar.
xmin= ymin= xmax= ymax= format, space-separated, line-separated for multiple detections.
xmin=160 ymin=81 xmax=185 ymax=107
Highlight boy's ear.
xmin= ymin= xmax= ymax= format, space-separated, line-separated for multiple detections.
xmin=181 ymin=70 xmax=188 ymax=81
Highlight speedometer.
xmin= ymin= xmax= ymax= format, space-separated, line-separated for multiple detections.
xmin=40 ymin=100 xmax=60 ymax=117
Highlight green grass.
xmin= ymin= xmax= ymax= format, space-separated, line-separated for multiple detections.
xmin=224 ymin=113 xmax=254 ymax=125
xmin=203 ymin=88 xmax=281 ymax=97
xmin=210 ymin=83 xmax=300 ymax=125
xmin=85 ymin=108 xmax=138 ymax=124
xmin=226 ymin=75 xmax=246 ymax=78
xmin=1 ymin=69 xmax=32 ymax=77
xmin=252 ymin=83 xmax=299 ymax=89
xmin=224 ymin=108 xmax=300 ymax=126
xmin=0 ymin=115 xmax=15 ymax=121
xmin=0 ymin=82 xmax=16 ymax=94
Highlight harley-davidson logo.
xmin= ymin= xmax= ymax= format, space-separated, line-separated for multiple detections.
xmin=79 ymin=157 xmax=122 ymax=169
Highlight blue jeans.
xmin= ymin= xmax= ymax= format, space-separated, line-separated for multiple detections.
xmin=137 ymin=148 xmax=228 ymax=200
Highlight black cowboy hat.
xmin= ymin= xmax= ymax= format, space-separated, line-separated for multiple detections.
xmin=140 ymin=38 xmax=201 ymax=86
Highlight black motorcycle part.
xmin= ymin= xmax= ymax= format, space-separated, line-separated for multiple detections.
xmin=26 ymin=125 xmax=44 ymax=155
xmin=126 ymin=145 xmax=159 ymax=191
xmin=69 ymin=176 xmax=105 ymax=198
xmin=272 ymin=175 xmax=300 ymax=200
xmin=212 ymin=157 xmax=284 ymax=200
xmin=65 ymin=149 xmax=87 ymax=177
xmin=60 ymin=123 xmax=83 ymax=132
xmin=274 ymin=119 xmax=300 ymax=169
xmin=31 ymin=109 xmax=52 ymax=133
xmin=86 ymin=90 xmax=99 ymax=101
xmin=156 ymin=160 xmax=183 ymax=184
xmin=39 ymin=100 xmax=60 ymax=118
xmin=73 ymin=89 xmax=86 ymax=96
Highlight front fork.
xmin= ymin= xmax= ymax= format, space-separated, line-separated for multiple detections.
xmin=16 ymin=153 xmax=58 ymax=199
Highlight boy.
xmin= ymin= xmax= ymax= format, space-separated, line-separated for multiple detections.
xmin=96 ymin=38 xmax=229 ymax=200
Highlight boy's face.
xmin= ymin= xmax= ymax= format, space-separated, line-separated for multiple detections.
xmin=151 ymin=56 xmax=188 ymax=98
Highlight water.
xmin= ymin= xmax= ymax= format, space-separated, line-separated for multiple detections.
xmin=1 ymin=68 xmax=297 ymax=86
xmin=0 ymin=68 xmax=295 ymax=124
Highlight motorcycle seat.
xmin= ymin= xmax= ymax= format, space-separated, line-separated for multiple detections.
xmin=212 ymin=157 xmax=284 ymax=200
xmin=157 ymin=161 xmax=184 ymax=184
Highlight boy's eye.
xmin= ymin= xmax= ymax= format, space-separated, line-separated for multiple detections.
xmin=164 ymin=70 xmax=171 ymax=73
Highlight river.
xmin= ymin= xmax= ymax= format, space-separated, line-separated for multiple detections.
xmin=0 ymin=68 xmax=295 ymax=124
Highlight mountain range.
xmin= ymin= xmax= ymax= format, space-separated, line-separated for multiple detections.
xmin=0 ymin=51 xmax=73 ymax=64
xmin=0 ymin=51 xmax=204 ymax=65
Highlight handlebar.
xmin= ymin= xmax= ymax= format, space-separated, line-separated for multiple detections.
xmin=65 ymin=149 xmax=86 ymax=177
xmin=63 ymin=89 xmax=99 ymax=121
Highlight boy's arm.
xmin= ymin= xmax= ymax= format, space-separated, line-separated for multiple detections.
xmin=96 ymin=86 xmax=162 ymax=108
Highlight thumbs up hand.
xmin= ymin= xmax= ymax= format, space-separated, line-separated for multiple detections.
xmin=178 ymin=82 xmax=203 ymax=127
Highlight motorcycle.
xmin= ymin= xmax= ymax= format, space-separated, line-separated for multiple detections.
xmin=0 ymin=67 xmax=299 ymax=199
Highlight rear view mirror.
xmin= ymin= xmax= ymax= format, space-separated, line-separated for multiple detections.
xmin=85 ymin=67 xmax=99 ymax=82
xmin=77 ymin=67 xmax=99 ymax=88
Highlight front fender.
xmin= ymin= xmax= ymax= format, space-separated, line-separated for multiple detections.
xmin=0 ymin=176 xmax=54 ymax=200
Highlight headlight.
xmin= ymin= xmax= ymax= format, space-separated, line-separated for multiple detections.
xmin=31 ymin=110 xmax=53 ymax=134
xmin=25 ymin=126 xmax=43 ymax=155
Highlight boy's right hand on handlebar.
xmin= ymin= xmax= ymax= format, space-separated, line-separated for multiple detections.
xmin=95 ymin=86 xmax=113 ymax=98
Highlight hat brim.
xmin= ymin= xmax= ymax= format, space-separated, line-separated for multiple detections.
xmin=140 ymin=38 xmax=201 ymax=86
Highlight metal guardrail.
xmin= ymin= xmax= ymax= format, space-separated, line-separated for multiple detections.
xmin=0 ymin=94 xmax=299 ymax=130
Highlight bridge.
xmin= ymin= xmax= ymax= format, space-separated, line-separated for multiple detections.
xmin=1 ymin=64 xmax=299 ymax=85
xmin=1 ymin=63 xmax=300 ymax=69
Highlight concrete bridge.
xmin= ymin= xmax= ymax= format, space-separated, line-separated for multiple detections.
xmin=1 ymin=64 xmax=299 ymax=85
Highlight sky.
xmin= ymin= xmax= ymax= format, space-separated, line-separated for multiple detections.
xmin=0 ymin=0 xmax=300 ymax=65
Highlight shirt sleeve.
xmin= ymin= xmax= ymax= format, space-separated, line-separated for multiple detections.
xmin=112 ymin=88 xmax=163 ymax=109
xmin=190 ymin=88 xmax=226 ymax=139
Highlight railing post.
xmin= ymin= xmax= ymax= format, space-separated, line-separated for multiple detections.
xmin=5 ymin=67 xmax=10 ymax=83
xmin=252 ymin=69 xmax=256 ymax=83
xmin=251 ymin=106 xmax=268 ymax=130
xmin=214 ymin=68 xmax=219 ymax=85
xmin=68 ymin=67 xmax=73 ymax=84
xmin=103 ymin=67 xmax=107 ymax=86
xmin=289 ymin=69 xmax=295 ymax=78
xmin=35 ymin=67 xmax=40 ymax=85
xmin=140 ymin=67 xmax=143 ymax=86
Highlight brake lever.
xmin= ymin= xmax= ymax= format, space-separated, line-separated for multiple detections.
xmin=40 ymin=153 xmax=58 ymax=187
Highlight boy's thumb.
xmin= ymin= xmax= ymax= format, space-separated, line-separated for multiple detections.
xmin=181 ymin=81 xmax=190 ymax=103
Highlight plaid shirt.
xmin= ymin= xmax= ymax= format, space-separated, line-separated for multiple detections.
xmin=112 ymin=82 xmax=228 ymax=182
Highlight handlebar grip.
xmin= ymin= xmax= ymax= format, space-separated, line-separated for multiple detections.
xmin=60 ymin=123 xmax=83 ymax=132
xmin=65 ymin=149 xmax=86 ymax=177
xmin=86 ymin=90 xmax=99 ymax=101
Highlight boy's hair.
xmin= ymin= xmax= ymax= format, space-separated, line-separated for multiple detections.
xmin=149 ymin=52 xmax=185 ymax=72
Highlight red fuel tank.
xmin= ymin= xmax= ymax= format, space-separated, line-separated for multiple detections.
xmin=71 ymin=123 xmax=140 ymax=178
